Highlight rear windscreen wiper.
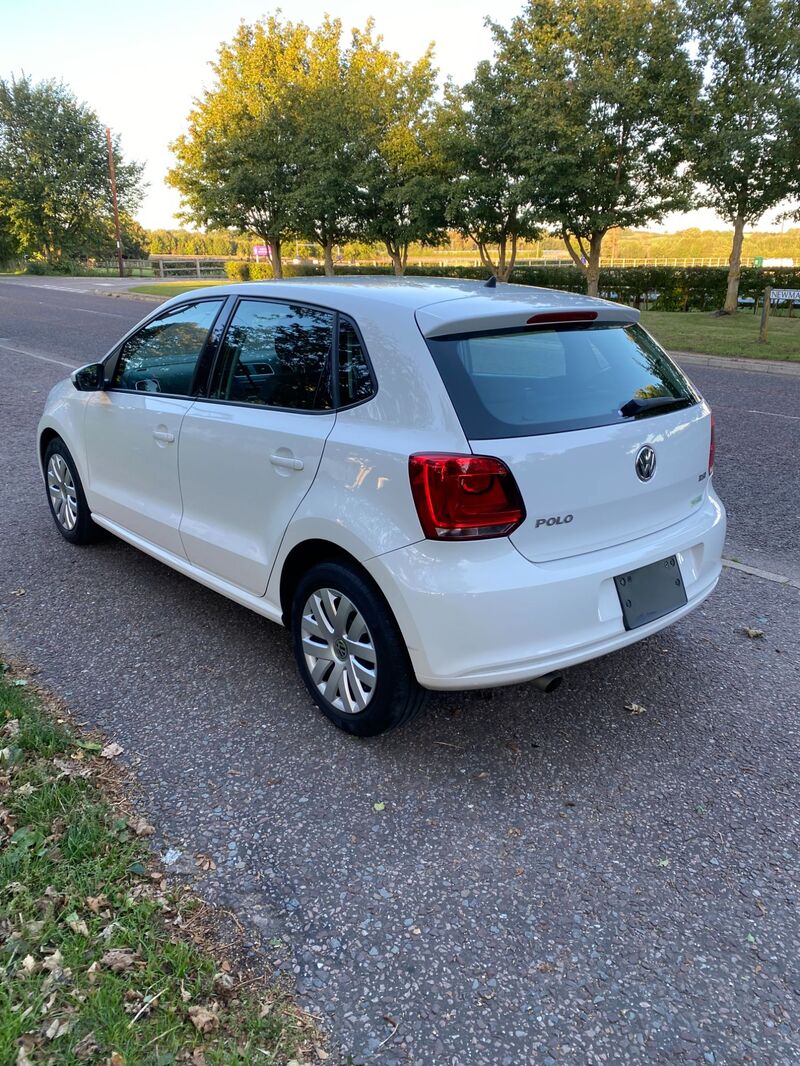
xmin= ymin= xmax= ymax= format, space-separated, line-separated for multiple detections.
xmin=619 ymin=395 xmax=693 ymax=419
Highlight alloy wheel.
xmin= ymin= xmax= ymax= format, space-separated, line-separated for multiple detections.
xmin=300 ymin=587 xmax=377 ymax=715
xmin=47 ymin=454 xmax=79 ymax=531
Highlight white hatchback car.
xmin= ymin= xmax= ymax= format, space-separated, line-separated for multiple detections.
xmin=38 ymin=277 xmax=725 ymax=735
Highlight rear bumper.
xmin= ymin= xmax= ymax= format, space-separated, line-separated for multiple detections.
xmin=365 ymin=489 xmax=726 ymax=689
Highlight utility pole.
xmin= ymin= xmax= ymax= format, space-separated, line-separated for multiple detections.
xmin=759 ymin=286 xmax=771 ymax=344
xmin=105 ymin=126 xmax=124 ymax=278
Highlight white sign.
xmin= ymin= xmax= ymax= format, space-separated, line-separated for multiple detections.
xmin=762 ymin=258 xmax=793 ymax=267
xmin=772 ymin=288 xmax=800 ymax=301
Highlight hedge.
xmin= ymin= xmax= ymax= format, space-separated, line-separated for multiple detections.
xmin=225 ymin=259 xmax=800 ymax=311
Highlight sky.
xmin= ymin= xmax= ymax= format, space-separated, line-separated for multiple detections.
xmin=0 ymin=0 xmax=790 ymax=234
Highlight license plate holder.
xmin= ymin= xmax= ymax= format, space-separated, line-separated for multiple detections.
xmin=614 ymin=555 xmax=687 ymax=630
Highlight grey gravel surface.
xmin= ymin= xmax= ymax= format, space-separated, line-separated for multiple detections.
xmin=1 ymin=282 xmax=799 ymax=1064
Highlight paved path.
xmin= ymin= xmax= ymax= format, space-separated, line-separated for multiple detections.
xmin=1 ymin=281 xmax=798 ymax=1065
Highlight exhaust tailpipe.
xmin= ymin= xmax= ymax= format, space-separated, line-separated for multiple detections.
xmin=532 ymin=671 xmax=563 ymax=694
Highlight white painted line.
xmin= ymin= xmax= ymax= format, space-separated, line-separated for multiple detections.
xmin=745 ymin=409 xmax=800 ymax=421
xmin=723 ymin=558 xmax=800 ymax=591
xmin=74 ymin=306 xmax=132 ymax=318
xmin=0 ymin=342 xmax=77 ymax=370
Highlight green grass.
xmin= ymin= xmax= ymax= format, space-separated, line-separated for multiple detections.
xmin=130 ymin=281 xmax=229 ymax=298
xmin=640 ymin=309 xmax=800 ymax=361
xmin=0 ymin=666 xmax=316 ymax=1065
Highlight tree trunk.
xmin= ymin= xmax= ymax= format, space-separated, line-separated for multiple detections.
xmin=723 ymin=215 xmax=746 ymax=314
xmin=562 ymin=229 xmax=605 ymax=297
xmin=385 ymin=241 xmax=404 ymax=276
xmin=269 ymin=237 xmax=283 ymax=279
xmin=586 ymin=232 xmax=604 ymax=298
xmin=323 ymin=239 xmax=335 ymax=277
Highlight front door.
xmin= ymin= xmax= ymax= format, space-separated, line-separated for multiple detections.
xmin=84 ymin=298 xmax=226 ymax=555
xmin=178 ymin=297 xmax=337 ymax=594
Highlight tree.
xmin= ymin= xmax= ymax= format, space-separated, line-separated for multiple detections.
xmin=492 ymin=0 xmax=700 ymax=295
xmin=168 ymin=16 xmax=311 ymax=279
xmin=440 ymin=63 xmax=540 ymax=282
xmin=0 ymin=76 xmax=143 ymax=263
xmin=362 ymin=48 xmax=449 ymax=275
xmin=686 ymin=0 xmax=800 ymax=313
xmin=288 ymin=18 xmax=399 ymax=276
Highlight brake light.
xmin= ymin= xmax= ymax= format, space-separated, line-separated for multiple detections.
xmin=408 ymin=454 xmax=526 ymax=539
xmin=526 ymin=311 xmax=598 ymax=325
xmin=709 ymin=412 xmax=716 ymax=475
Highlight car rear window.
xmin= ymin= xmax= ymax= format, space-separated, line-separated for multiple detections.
xmin=425 ymin=323 xmax=698 ymax=439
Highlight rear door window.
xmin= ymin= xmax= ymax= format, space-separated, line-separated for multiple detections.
xmin=210 ymin=299 xmax=334 ymax=410
xmin=425 ymin=323 xmax=698 ymax=439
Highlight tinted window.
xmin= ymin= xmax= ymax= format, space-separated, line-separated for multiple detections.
xmin=212 ymin=300 xmax=334 ymax=410
xmin=426 ymin=323 xmax=698 ymax=439
xmin=112 ymin=300 xmax=223 ymax=395
xmin=338 ymin=319 xmax=374 ymax=405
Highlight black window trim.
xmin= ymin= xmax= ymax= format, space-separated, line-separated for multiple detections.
xmin=103 ymin=295 xmax=233 ymax=400
xmin=196 ymin=294 xmax=377 ymax=416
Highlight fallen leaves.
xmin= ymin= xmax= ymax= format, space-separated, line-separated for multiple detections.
xmin=99 ymin=948 xmax=140 ymax=973
xmin=743 ymin=626 xmax=765 ymax=639
xmin=372 ymin=801 xmax=386 ymax=812
xmin=72 ymin=1031 xmax=99 ymax=1061
xmin=195 ymin=853 xmax=216 ymax=872
xmin=100 ymin=742 xmax=124 ymax=760
xmin=625 ymin=701 xmax=647 ymax=715
xmin=188 ymin=1004 xmax=219 ymax=1033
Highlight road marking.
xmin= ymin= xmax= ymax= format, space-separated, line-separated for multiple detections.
xmin=0 ymin=342 xmax=77 ymax=369
xmin=73 ymin=305 xmax=132 ymax=318
xmin=723 ymin=558 xmax=800 ymax=591
xmin=744 ymin=409 xmax=800 ymax=421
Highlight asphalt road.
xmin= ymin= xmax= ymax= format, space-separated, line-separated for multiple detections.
xmin=1 ymin=277 xmax=798 ymax=1065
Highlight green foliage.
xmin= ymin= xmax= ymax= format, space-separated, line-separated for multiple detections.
xmin=685 ymin=0 xmax=800 ymax=310
xmin=168 ymin=15 xmax=312 ymax=278
xmin=492 ymin=0 xmax=700 ymax=293
xmin=224 ymin=260 xmax=251 ymax=282
xmin=438 ymin=64 xmax=540 ymax=281
xmin=0 ymin=75 xmax=144 ymax=262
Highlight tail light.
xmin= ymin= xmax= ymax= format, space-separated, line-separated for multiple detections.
xmin=709 ymin=412 xmax=716 ymax=475
xmin=408 ymin=454 xmax=526 ymax=540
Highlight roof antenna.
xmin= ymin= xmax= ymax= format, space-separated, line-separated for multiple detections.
xmin=484 ymin=275 xmax=497 ymax=288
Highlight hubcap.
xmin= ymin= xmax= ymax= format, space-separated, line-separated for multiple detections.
xmin=46 ymin=454 xmax=79 ymax=531
xmin=300 ymin=587 xmax=377 ymax=715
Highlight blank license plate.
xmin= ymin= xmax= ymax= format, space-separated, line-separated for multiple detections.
xmin=614 ymin=556 xmax=687 ymax=630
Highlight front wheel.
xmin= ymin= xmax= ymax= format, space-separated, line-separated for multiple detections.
xmin=291 ymin=561 xmax=426 ymax=736
xmin=43 ymin=437 xmax=100 ymax=545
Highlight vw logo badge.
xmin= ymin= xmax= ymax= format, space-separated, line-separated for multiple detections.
xmin=635 ymin=445 xmax=656 ymax=482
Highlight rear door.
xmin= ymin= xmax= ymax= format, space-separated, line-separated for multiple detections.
xmin=424 ymin=322 xmax=712 ymax=562
xmin=84 ymin=298 xmax=226 ymax=555
xmin=177 ymin=297 xmax=337 ymax=595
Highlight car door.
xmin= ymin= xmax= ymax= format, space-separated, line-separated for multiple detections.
xmin=83 ymin=298 xmax=226 ymax=556
xmin=177 ymin=297 xmax=337 ymax=595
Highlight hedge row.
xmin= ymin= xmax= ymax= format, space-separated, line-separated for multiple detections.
xmin=225 ymin=259 xmax=800 ymax=311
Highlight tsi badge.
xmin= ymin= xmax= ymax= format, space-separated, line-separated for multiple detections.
xmin=535 ymin=514 xmax=574 ymax=529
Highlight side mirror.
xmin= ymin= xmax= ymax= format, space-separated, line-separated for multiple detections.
xmin=72 ymin=362 xmax=105 ymax=392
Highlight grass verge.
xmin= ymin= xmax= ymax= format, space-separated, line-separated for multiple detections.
xmin=0 ymin=663 xmax=319 ymax=1065
xmin=129 ymin=282 xmax=229 ymax=299
xmin=641 ymin=309 xmax=800 ymax=361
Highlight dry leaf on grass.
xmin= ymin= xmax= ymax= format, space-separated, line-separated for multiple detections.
xmin=100 ymin=742 xmax=124 ymax=760
xmin=44 ymin=1016 xmax=73 ymax=1040
xmin=2 ymin=718 xmax=20 ymax=738
xmin=131 ymin=817 xmax=155 ymax=837
xmin=72 ymin=1031 xmax=99 ymax=1061
xmin=99 ymin=948 xmax=139 ymax=973
xmin=188 ymin=1005 xmax=219 ymax=1033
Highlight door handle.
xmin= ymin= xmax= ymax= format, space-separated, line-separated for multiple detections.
xmin=270 ymin=453 xmax=304 ymax=471
xmin=152 ymin=429 xmax=175 ymax=443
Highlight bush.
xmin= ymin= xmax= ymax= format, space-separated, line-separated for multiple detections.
xmin=225 ymin=260 xmax=250 ymax=281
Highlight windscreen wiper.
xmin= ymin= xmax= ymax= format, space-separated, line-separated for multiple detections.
xmin=619 ymin=395 xmax=692 ymax=418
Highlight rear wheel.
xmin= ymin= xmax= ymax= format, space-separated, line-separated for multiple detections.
xmin=291 ymin=561 xmax=426 ymax=736
xmin=43 ymin=438 xmax=100 ymax=545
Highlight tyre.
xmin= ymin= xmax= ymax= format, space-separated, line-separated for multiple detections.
xmin=43 ymin=437 xmax=100 ymax=545
xmin=291 ymin=561 xmax=426 ymax=736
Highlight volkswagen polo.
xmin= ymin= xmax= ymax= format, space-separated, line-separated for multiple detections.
xmin=37 ymin=277 xmax=725 ymax=735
